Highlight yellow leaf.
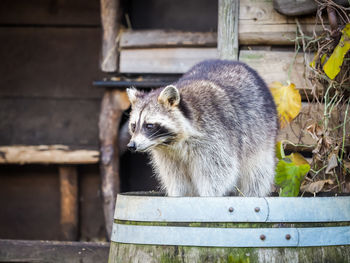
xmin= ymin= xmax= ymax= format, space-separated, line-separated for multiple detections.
xmin=323 ymin=24 xmax=350 ymax=79
xmin=269 ymin=82 xmax=302 ymax=128
xmin=289 ymin=152 xmax=309 ymax=166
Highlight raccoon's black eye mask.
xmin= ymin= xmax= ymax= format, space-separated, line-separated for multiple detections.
xmin=143 ymin=123 xmax=175 ymax=140
xmin=143 ymin=122 xmax=159 ymax=134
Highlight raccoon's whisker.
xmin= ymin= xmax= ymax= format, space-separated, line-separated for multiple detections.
xmin=147 ymin=128 xmax=174 ymax=139
xmin=151 ymin=133 xmax=176 ymax=139
xmin=147 ymin=128 xmax=163 ymax=138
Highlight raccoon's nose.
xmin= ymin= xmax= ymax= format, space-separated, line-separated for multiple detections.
xmin=127 ymin=141 xmax=137 ymax=152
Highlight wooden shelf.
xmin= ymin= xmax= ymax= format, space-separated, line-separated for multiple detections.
xmin=0 ymin=145 xmax=99 ymax=165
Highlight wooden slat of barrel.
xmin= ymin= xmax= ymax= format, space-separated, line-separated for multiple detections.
xmin=110 ymin=243 xmax=350 ymax=263
xmin=108 ymin=192 xmax=350 ymax=263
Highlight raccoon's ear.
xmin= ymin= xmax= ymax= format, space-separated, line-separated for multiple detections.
xmin=158 ymin=85 xmax=180 ymax=107
xmin=126 ymin=87 xmax=141 ymax=105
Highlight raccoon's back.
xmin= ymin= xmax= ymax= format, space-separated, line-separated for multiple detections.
xmin=181 ymin=60 xmax=276 ymax=117
xmin=175 ymin=60 xmax=278 ymax=151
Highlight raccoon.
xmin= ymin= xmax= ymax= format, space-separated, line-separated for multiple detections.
xmin=126 ymin=60 xmax=278 ymax=197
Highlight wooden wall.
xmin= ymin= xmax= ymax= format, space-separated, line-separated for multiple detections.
xmin=0 ymin=28 xmax=103 ymax=148
xmin=0 ymin=0 xmax=107 ymax=241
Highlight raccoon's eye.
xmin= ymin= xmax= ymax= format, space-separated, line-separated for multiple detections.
xmin=130 ymin=123 xmax=136 ymax=133
xmin=145 ymin=123 xmax=154 ymax=130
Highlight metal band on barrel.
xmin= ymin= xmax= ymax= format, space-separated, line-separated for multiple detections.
xmin=111 ymin=223 xmax=350 ymax=247
xmin=115 ymin=194 xmax=350 ymax=222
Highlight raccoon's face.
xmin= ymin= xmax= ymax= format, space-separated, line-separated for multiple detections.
xmin=126 ymin=85 xmax=183 ymax=152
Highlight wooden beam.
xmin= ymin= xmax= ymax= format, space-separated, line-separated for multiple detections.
xmin=0 ymin=239 xmax=109 ymax=263
xmin=98 ymin=90 xmax=130 ymax=238
xmin=239 ymin=24 xmax=323 ymax=45
xmin=119 ymin=25 xmax=322 ymax=49
xmin=59 ymin=166 xmax=78 ymax=241
xmin=0 ymin=145 xmax=99 ymax=165
xmin=120 ymin=48 xmax=218 ymax=73
xmin=120 ymin=30 xmax=217 ymax=48
xmin=100 ymin=0 xmax=119 ymax=72
xmin=120 ymin=49 xmax=313 ymax=99
xmin=218 ymin=0 xmax=239 ymax=60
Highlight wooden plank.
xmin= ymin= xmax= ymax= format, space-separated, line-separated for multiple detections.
xmin=0 ymin=146 xmax=99 ymax=164
xmin=239 ymin=23 xmax=323 ymax=45
xmin=120 ymin=49 xmax=312 ymax=98
xmin=99 ymin=90 xmax=130 ymax=238
xmin=100 ymin=0 xmax=119 ymax=72
xmin=0 ymin=27 xmax=104 ymax=99
xmin=79 ymin=166 xmax=106 ymax=241
xmin=59 ymin=166 xmax=78 ymax=241
xmin=0 ymin=0 xmax=100 ymax=26
xmin=0 ymin=239 xmax=109 ymax=263
xmin=240 ymin=50 xmax=312 ymax=99
xmin=120 ymin=48 xmax=218 ymax=73
xmin=239 ymin=0 xmax=323 ymax=44
xmin=218 ymin=0 xmax=239 ymax=60
xmin=119 ymin=24 xmax=322 ymax=48
xmin=120 ymin=30 xmax=217 ymax=48
xmin=240 ymin=0 xmax=316 ymax=25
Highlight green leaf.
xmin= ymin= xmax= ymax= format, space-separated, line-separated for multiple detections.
xmin=320 ymin=54 xmax=327 ymax=65
xmin=275 ymin=141 xmax=285 ymax=160
xmin=275 ymin=153 xmax=310 ymax=197
xmin=323 ymin=24 xmax=350 ymax=80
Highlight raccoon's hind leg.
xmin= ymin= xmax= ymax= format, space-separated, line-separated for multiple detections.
xmin=239 ymin=146 xmax=275 ymax=197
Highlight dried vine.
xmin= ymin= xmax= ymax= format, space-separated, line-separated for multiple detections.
xmin=294 ymin=0 xmax=350 ymax=194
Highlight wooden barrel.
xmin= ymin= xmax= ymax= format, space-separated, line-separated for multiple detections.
xmin=109 ymin=192 xmax=350 ymax=263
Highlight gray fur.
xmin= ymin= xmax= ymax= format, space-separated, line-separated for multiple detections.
xmin=127 ymin=60 xmax=278 ymax=197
